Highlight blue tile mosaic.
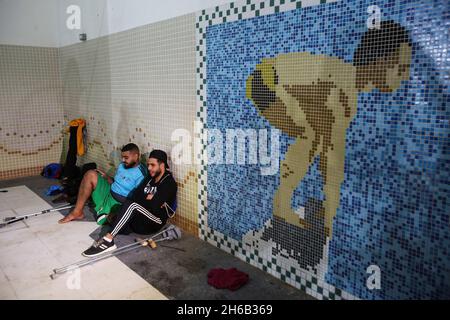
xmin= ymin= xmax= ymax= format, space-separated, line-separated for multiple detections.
xmin=201 ymin=0 xmax=449 ymax=299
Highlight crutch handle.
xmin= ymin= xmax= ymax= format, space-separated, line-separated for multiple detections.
xmin=148 ymin=240 xmax=157 ymax=249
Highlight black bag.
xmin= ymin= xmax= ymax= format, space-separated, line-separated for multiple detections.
xmin=56 ymin=162 xmax=97 ymax=204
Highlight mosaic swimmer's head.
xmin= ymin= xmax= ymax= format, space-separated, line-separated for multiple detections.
xmin=354 ymin=20 xmax=413 ymax=93
xmin=245 ymin=21 xmax=413 ymax=114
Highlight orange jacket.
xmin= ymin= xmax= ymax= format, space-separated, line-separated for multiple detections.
xmin=68 ymin=119 xmax=86 ymax=156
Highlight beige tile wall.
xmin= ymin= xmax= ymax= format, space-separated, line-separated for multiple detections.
xmin=0 ymin=45 xmax=64 ymax=180
xmin=59 ymin=13 xmax=199 ymax=234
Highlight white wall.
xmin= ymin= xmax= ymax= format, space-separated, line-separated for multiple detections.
xmin=107 ymin=0 xmax=234 ymax=34
xmin=1 ymin=0 xmax=234 ymax=47
xmin=57 ymin=0 xmax=109 ymax=47
xmin=0 ymin=0 xmax=60 ymax=47
xmin=59 ymin=0 xmax=234 ymax=47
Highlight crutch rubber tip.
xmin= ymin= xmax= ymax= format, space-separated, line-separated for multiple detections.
xmin=136 ymin=238 xmax=147 ymax=246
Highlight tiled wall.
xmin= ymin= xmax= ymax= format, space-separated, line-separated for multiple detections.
xmin=0 ymin=45 xmax=64 ymax=180
xmin=59 ymin=13 xmax=199 ymax=235
xmin=198 ymin=0 xmax=449 ymax=300
xmin=1 ymin=0 xmax=448 ymax=300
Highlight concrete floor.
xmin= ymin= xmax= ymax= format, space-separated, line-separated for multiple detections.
xmin=0 ymin=175 xmax=314 ymax=300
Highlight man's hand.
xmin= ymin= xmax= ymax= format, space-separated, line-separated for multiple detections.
xmin=96 ymin=169 xmax=113 ymax=184
xmin=96 ymin=169 xmax=106 ymax=177
xmin=146 ymin=193 xmax=154 ymax=201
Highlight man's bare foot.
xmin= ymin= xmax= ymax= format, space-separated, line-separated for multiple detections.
xmin=58 ymin=211 xmax=85 ymax=224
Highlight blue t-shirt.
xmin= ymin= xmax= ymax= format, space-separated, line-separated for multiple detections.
xmin=111 ymin=163 xmax=147 ymax=198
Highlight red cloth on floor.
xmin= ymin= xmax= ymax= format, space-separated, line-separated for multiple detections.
xmin=207 ymin=268 xmax=249 ymax=291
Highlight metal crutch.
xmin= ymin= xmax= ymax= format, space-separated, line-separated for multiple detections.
xmin=0 ymin=204 xmax=75 ymax=228
xmin=49 ymin=225 xmax=181 ymax=279
xmin=136 ymin=225 xmax=183 ymax=249
xmin=50 ymin=225 xmax=180 ymax=279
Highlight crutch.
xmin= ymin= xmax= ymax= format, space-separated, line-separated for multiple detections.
xmin=50 ymin=225 xmax=181 ymax=279
xmin=0 ymin=204 xmax=75 ymax=228
xmin=136 ymin=224 xmax=182 ymax=249
xmin=50 ymin=224 xmax=181 ymax=279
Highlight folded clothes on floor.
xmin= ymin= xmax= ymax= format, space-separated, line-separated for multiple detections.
xmin=207 ymin=267 xmax=249 ymax=291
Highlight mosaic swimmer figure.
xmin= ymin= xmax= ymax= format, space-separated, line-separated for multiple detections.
xmin=58 ymin=143 xmax=147 ymax=225
xmin=82 ymin=149 xmax=177 ymax=257
xmin=246 ymin=21 xmax=412 ymax=239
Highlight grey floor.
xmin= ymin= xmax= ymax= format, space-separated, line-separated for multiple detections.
xmin=0 ymin=175 xmax=314 ymax=300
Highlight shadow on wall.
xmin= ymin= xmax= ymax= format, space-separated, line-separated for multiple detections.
xmin=60 ymin=26 xmax=115 ymax=171
xmin=116 ymin=100 xmax=132 ymax=146
xmin=62 ymin=57 xmax=82 ymax=116
xmin=60 ymin=57 xmax=81 ymax=163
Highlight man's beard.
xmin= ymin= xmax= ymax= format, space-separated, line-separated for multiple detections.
xmin=151 ymin=169 xmax=161 ymax=178
xmin=124 ymin=161 xmax=136 ymax=169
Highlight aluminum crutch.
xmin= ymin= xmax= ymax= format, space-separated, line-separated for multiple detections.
xmin=50 ymin=225 xmax=180 ymax=279
xmin=136 ymin=225 xmax=183 ymax=248
xmin=0 ymin=204 xmax=75 ymax=228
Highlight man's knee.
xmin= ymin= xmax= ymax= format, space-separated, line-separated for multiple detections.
xmin=84 ymin=169 xmax=97 ymax=179
xmin=83 ymin=170 xmax=98 ymax=186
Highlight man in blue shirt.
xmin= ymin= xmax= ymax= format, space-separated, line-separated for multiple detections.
xmin=59 ymin=143 xmax=147 ymax=225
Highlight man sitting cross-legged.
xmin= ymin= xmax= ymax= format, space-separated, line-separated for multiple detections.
xmin=82 ymin=149 xmax=177 ymax=257
xmin=58 ymin=143 xmax=147 ymax=225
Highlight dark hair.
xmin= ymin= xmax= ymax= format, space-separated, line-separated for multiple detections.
xmin=149 ymin=149 xmax=169 ymax=169
xmin=121 ymin=143 xmax=140 ymax=154
xmin=353 ymin=20 xmax=412 ymax=66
